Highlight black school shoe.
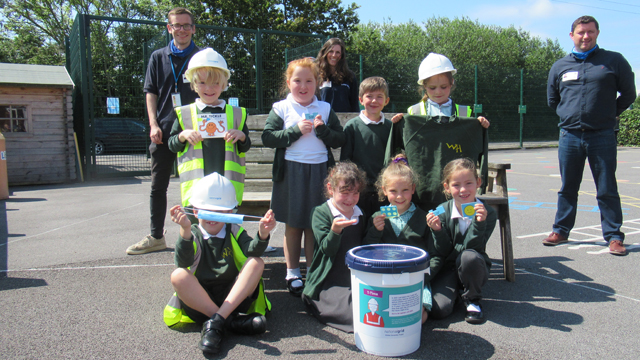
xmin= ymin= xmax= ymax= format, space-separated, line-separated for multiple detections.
xmin=226 ymin=312 xmax=267 ymax=335
xmin=464 ymin=300 xmax=485 ymax=325
xmin=198 ymin=313 xmax=226 ymax=355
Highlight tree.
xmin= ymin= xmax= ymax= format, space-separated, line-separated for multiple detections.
xmin=350 ymin=17 xmax=566 ymax=141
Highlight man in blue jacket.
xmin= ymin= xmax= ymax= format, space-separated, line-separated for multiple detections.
xmin=544 ymin=15 xmax=636 ymax=255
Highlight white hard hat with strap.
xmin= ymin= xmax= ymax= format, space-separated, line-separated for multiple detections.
xmin=417 ymin=53 xmax=457 ymax=85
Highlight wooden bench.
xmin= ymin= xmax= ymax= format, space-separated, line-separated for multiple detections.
xmin=239 ymin=113 xmax=515 ymax=282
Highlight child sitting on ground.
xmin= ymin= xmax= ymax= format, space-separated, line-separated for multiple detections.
xmin=426 ymin=158 xmax=496 ymax=324
xmin=164 ymin=172 xmax=276 ymax=356
xmin=302 ymin=161 xmax=367 ymax=332
xmin=340 ymin=76 xmax=392 ymax=223
xmin=364 ymin=153 xmax=434 ymax=324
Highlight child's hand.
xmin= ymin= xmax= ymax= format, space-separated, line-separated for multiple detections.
xmin=426 ymin=212 xmax=442 ymax=231
xmin=372 ymin=214 xmax=386 ymax=231
xmin=391 ymin=113 xmax=404 ymax=124
xmin=474 ymin=203 xmax=487 ymax=222
xmin=331 ymin=218 xmax=358 ymax=234
xmin=258 ymin=209 xmax=276 ymax=240
xmin=298 ymin=119 xmax=314 ymax=135
xmin=170 ymin=205 xmax=191 ymax=229
xmin=313 ymin=115 xmax=324 ymax=129
xmin=179 ymin=129 xmax=203 ymax=146
xmin=224 ymin=129 xmax=246 ymax=144
xmin=477 ymin=116 xmax=490 ymax=129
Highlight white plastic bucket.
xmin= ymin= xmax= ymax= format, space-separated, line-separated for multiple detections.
xmin=346 ymin=244 xmax=429 ymax=357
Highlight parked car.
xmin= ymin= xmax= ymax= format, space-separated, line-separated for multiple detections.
xmin=93 ymin=118 xmax=149 ymax=155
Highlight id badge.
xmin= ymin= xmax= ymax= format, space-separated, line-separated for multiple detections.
xmin=562 ymin=71 xmax=579 ymax=81
xmin=171 ymin=93 xmax=182 ymax=107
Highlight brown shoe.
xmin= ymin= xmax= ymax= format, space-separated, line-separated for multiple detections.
xmin=609 ymin=240 xmax=627 ymax=256
xmin=542 ymin=232 xmax=568 ymax=246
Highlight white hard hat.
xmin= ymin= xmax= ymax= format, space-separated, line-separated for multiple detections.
xmin=417 ymin=53 xmax=457 ymax=85
xmin=189 ymin=172 xmax=238 ymax=211
xmin=185 ymin=48 xmax=230 ymax=83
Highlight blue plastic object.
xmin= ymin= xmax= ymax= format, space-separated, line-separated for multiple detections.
xmin=345 ymin=244 xmax=429 ymax=274
xmin=197 ymin=211 xmax=244 ymax=224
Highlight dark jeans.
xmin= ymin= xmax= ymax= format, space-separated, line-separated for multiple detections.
xmin=554 ymin=128 xmax=624 ymax=242
xmin=149 ymin=142 xmax=176 ymax=239
xmin=430 ymin=249 xmax=489 ymax=319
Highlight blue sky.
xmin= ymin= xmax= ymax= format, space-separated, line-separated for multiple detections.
xmin=353 ymin=0 xmax=640 ymax=94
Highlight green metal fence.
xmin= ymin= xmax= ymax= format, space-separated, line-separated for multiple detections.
xmin=364 ymin=63 xmax=559 ymax=144
xmin=67 ymin=14 xmax=324 ymax=179
xmin=67 ymin=13 xmax=559 ymax=179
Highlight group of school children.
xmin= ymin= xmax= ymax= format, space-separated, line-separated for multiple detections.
xmin=162 ymin=47 xmax=496 ymax=356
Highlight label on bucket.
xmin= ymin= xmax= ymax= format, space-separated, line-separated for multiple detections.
xmin=357 ymin=281 xmax=422 ymax=338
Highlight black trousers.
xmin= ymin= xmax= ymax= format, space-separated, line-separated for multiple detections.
xmin=429 ymin=249 xmax=489 ymax=319
xmin=149 ymin=142 xmax=176 ymax=239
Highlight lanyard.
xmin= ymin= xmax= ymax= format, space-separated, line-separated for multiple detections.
xmin=169 ymin=55 xmax=188 ymax=93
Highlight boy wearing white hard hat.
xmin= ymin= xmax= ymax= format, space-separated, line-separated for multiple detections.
xmin=165 ymin=172 xmax=276 ymax=356
xmin=168 ymin=48 xmax=250 ymax=213
xmin=391 ymin=53 xmax=490 ymax=127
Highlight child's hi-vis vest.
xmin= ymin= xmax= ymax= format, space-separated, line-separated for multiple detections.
xmin=163 ymin=224 xmax=271 ymax=326
xmin=175 ymin=103 xmax=247 ymax=207
xmin=407 ymin=101 xmax=472 ymax=117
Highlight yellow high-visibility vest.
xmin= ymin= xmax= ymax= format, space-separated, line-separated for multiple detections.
xmin=163 ymin=225 xmax=271 ymax=327
xmin=407 ymin=101 xmax=472 ymax=117
xmin=175 ymin=103 xmax=246 ymax=207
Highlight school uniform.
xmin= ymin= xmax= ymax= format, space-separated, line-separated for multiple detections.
xmin=302 ymin=200 xmax=364 ymax=333
xmin=428 ymin=199 xmax=496 ymax=319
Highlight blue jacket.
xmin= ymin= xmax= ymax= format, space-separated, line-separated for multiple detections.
xmin=547 ymin=47 xmax=636 ymax=131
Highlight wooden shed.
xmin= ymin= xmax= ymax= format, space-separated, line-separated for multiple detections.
xmin=0 ymin=63 xmax=76 ymax=185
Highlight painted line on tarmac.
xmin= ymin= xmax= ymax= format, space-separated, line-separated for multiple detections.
xmin=0 ymin=201 xmax=145 ymax=248
xmin=505 ymin=265 xmax=640 ymax=303
xmin=0 ymin=263 xmax=174 ymax=273
xmin=518 ymin=218 xmax=640 ymax=239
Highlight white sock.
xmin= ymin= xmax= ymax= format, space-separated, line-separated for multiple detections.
xmin=286 ymin=268 xmax=303 ymax=288
xmin=286 ymin=268 xmax=302 ymax=280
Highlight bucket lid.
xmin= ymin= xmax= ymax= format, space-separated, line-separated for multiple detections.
xmin=345 ymin=244 xmax=429 ymax=274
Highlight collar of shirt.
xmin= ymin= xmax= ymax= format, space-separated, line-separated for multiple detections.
xmin=286 ymin=93 xmax=320 ymax=110
xmin=326 ymin=199 xmax=362 ymax=222
xmin=426 ymin=98 xmax=453 ymax=116
xmin=196 ymin=98 xmax=226 ymax=111
xmin=198 ymin=224 xmax=227 ymax=240
xmin=450 ymin=202 xmax=472 ymax=233
xmin=359 ymin=110 xmax=386 ymax=125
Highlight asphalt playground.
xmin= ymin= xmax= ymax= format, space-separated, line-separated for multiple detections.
xmin=2 ymin=146 xmax=640 ymax=359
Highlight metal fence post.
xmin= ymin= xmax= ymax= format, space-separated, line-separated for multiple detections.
xmin=520 ymin=68 xmax=524 ymax=148
xmin=256 ymin=28 xmax=263 ymax=113
xmin=474 ymin=65 xmax=478 ymax=117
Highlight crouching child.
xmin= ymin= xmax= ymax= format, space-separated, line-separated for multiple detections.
xmin=163 ymin=172 xmax=276 ymax=356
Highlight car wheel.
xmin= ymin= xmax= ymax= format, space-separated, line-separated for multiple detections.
xmin=95 ymin=141 xmax=105 ymax=155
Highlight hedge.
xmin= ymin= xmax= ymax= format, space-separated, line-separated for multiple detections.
xmin=618 ymin=109 xmax=640 ymax=146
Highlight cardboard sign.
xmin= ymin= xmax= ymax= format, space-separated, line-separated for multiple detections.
xmin=304 ymin=112 xmax=318 ymax=120
xmin=461 ymin=202 xmax=477 ymax=219
xmin=197 ymin=113 xmax=227 ymax=138
xmin=380 ymin=205 xmax=399 ymax=218
xmin=429 ymin=205 xmax=445 ymax=216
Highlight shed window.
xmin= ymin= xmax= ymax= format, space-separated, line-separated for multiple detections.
xmin=0 ymin=105 xmax=28 ymax=133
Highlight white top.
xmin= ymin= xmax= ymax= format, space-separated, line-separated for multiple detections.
xmin=359 ymin=110 xmax=386 ymax=125
xmin=450 ymin=203 xmax=472 ymax=235
xmin=198 ymin=224 xmax=226 ymax=239
xmin=426 ymin=98 xmax=453 ymax=116
xmin=272 ymin=94 xmax=332 ymax=164
xmin=326 ymin=199 xmax=362 ymax=224
xmin=195 ymin=98 xmax=226 ymax=110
